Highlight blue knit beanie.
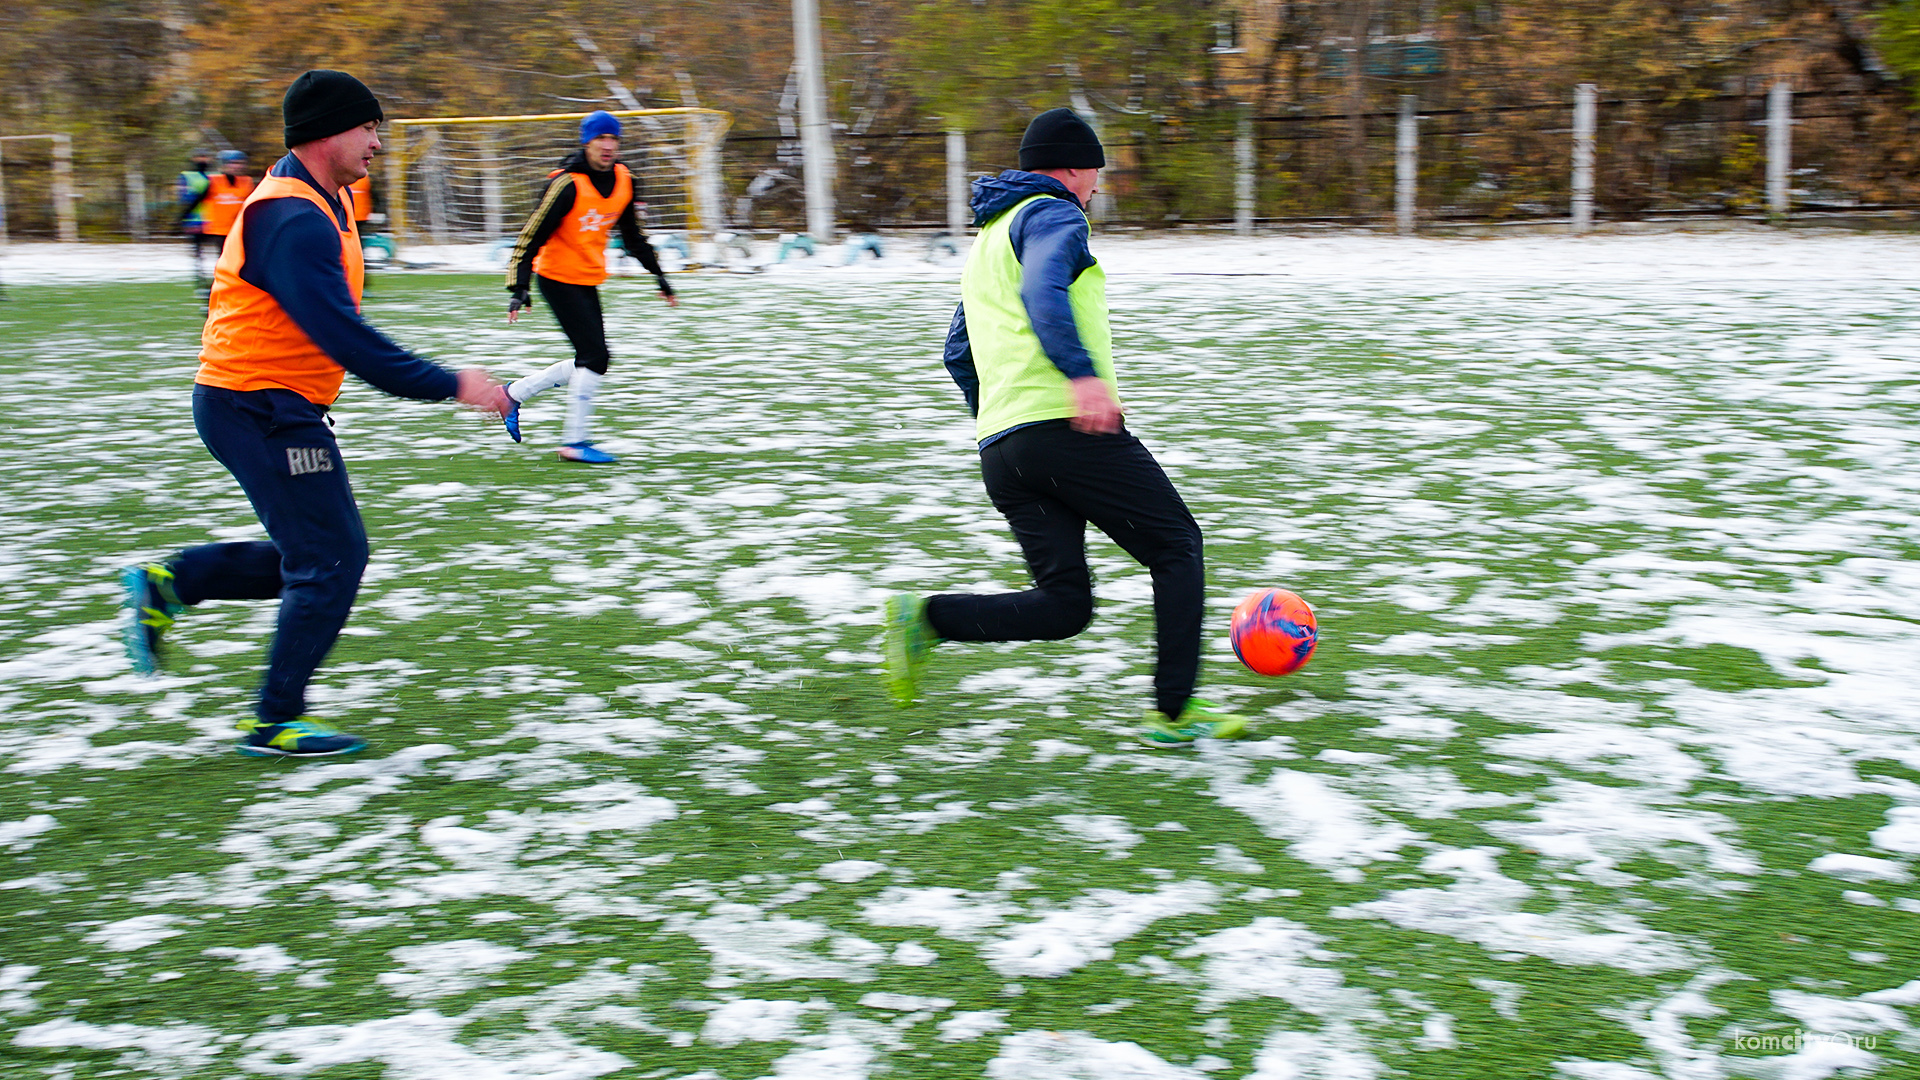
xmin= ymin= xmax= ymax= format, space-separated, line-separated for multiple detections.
xmin=580 ymin=111 xmax=622 ymax=143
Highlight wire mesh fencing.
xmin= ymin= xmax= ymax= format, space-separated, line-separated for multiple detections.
xmin=717 ymin=88 xmax=1920 ymax=233
xmin=18 ymin=87 xmax=1920 ymax=241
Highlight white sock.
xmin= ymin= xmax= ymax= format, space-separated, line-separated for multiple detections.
xmin=563 ymin=367 xmax=603 ymax=445
xmin=507 ymin=358 xmax=576 ymax=406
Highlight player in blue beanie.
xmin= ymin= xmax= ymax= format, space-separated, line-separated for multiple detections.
xmin=499 ymin=108 xmax=676 ymax=462
xmin=580 ymin=111 xmax=622 ymax=144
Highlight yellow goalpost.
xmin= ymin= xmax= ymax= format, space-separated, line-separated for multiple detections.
xmin=382 ymin=107 xmax=731 ymax=248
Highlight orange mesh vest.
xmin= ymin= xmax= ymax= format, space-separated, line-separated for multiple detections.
xmin=201 ymin=174 xmax=255 ymax=236
xmin=348 ymin=176 xmax=372 ymax=222
xmin=533 ymin=164 xmax=631 ymax=286
xmin=198 ymin=174 xmax=364 ymax=406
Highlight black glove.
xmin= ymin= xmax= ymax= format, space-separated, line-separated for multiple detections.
xmin=507 ymin=289 xmax=530 ymax=316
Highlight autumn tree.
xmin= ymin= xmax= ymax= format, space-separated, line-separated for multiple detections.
xmin=892 ymin=0 xmax=1231 ymax=219
xmin=4 ymin=0 xmax=1919 ymax=234
xmin=1872 ymin=0 xmax=1920 ymax=98
xmin=0 ymin=1 xmax=189 ymax=236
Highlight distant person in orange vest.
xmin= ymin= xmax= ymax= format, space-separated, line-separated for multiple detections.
xmin=348 ymin=174 xmax=373 ymax=224
xmin=200 ymin=150 xmax=255 ymax=257
xmin=120 ymin=70 xmax=510 ymax=759
xmin=500 ymin=110 xmax=676 ymax=464
xmin=347 ymin=174 xmax=377 ymax=288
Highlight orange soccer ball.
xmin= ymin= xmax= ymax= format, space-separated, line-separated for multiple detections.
xmin=1229 ymin=588 xmax=1318 ymax=676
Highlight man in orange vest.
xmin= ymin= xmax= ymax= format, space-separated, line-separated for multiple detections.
xmin=500 ymin=110 xmax=676 ymax=463
xmin=120 ymin=69 xmax=509 ymax=759
xmin=201 ymin=150 xmax=255 ymax=257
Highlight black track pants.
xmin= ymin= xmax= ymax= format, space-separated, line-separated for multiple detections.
xmin=537 ymin=275 xmax=610 ymax=375
xmin=924 ymin=419 xmax=1205 ymax=719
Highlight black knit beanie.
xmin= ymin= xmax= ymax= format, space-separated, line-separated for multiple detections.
xmin=283 ymin=70 xmax=383 ymax=148
xmin=1018 ymin=107 xmax=1105 ymax=171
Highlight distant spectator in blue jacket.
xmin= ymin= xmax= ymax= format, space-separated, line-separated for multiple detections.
xmin=178 ymin=151 xmax=213 ymax=294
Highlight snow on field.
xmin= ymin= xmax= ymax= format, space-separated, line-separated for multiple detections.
xmin=8 ymin=222 xmax=1920 ymax=288
xmin=3 ymin=227 xmax=1919 ymax=1078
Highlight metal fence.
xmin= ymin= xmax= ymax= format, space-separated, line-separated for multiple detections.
xmin=8 ymin=87 xmax=1916 ymax=241
xmin=718 ymin=88 xmax=1920 ymax=234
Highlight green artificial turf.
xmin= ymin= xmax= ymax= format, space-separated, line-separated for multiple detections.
xmin=0 ymin=264 xmax=1915 ymax=1079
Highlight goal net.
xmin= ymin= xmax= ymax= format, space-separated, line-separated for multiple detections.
xmin=383 ymin=108 xmax=731 ymax=247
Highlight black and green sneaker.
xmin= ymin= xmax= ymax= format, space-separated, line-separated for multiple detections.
xmin=121 ymin=562 xmax=183 ymax=675
xmin=235 ymin=716 xmax=370 ymax=759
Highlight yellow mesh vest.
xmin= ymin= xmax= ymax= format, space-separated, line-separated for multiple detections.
xmin=960 ymin=195 xmax=1117 ymax=442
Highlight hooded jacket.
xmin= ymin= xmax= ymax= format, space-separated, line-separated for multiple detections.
xmin=941 ymin=170 xmax=1101 ymax=426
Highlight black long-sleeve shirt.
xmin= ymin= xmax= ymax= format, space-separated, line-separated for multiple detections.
xmin=505 ymin=151 xmax=670 ymax=295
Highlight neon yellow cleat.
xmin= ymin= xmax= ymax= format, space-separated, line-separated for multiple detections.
xmin=1138 ymin=698 xmax=1248 ymax=750
xmin=883 ymin=593 xmax=937 ymax=707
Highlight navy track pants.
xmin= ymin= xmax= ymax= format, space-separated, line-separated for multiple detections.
xmin=171 ymin=384 xmax=369 ymax=722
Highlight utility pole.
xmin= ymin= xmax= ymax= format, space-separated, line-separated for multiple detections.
xmin=946 ymin=130 xmax=968 ymax=239
xmin=1395 ymin=95 xmax=1418 ymax=235
xmin=1235 ymin=106 xmax=1255 ymax=236
xmin=792 ymin=0 xmax=836 ymax=242
xmin=1767 ymin=80 xmax=1792 ymax=220
xmin=1571 ymin=83 xmax=1596 ymax=234
xmin=126 ymin=165 xmax=148 ymax=240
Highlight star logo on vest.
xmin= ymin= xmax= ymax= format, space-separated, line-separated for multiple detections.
xmin=579 ymin=208 xmax=611 ymax=235
xmin=287 ymin=447 xmax=335 ymax=476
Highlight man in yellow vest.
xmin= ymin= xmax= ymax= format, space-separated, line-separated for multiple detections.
xmin=882 ymin=108 xmax=1247 ymax=749
xmin=177 ymin=150 xmax=214 ymax=296
xmin=120 ymin=70 xmax=509 ymax=759
xmin=500 ymin=110 xmax=677 ymax=463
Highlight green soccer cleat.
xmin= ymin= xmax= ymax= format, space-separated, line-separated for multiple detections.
xmin=1138 ymin=698 xmax=1249 ymax=750
xmin=121 ymin=562 xmax=183 ymax=675
xmin=883 ymin=592 xmax=937 ymax=707
xmin=235 ymin=716 xmax=370 ymax=759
